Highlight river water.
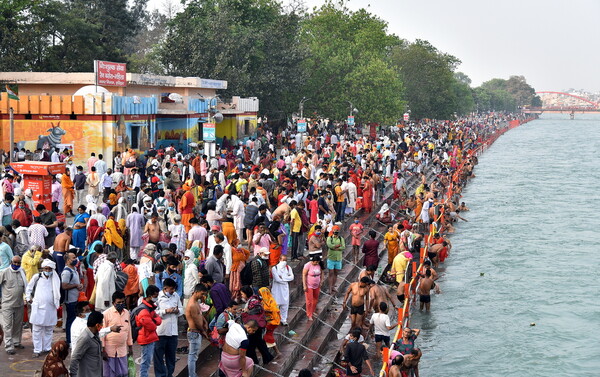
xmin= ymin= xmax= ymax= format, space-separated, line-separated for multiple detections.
xmin=411 ymin=114 xmax=600 ymax=376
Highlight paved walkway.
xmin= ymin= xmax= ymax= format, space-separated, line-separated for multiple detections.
xmin=0 ymin=319 xmax=202 ymax=377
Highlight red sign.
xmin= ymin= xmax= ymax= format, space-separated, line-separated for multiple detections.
xmin=11 ymin=161 xmax=65 ymax=176
xmin=96 ymin=60 xmax=127 ymax=87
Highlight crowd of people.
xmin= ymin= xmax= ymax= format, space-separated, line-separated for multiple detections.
xmin=0 ymin=113 xmax=526 ymax=377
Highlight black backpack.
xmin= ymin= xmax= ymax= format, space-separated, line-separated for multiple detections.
xmin=241 ymin=258 xmax=258 ymax=286
xmin=60 ymin=269 xmax=74 ymax=304
xmin=130 ymin=303 xmax=149 ymax=343
xmin=115 ymin=271 xmax=128 ymax=292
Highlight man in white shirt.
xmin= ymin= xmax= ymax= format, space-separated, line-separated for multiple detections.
xmin=94 ymin=154 xmax=108 ymax=177
xmin=131 ymin=168 xmax=142 ymax=193
xmin=154 ymin=278 xmax=184 ymax=377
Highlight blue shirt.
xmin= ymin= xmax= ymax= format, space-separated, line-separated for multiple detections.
xmin=0 ymin=242 xmax=14 ymax=271
xmin=155 ymin=271 xmax=183 ymax=298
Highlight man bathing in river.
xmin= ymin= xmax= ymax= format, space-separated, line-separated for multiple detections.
xmin=343 ymin=277 xmax=370 ymax=330
xmin=369 ymin=281 xmax=398 ymax=313
xmin=417 ymin=269 xmax=440 ymax=312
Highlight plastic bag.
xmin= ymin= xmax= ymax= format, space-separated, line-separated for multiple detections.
xmin=128 ymin=355 xmax=136 ymax=377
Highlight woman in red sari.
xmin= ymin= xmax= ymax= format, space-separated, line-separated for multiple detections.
xmin=12 ymin=199 xmax=33 ymax=227
xmin=362 ymin=177 xmax=374 ymax=213
xmin=86 ymin=219 xmax=104 ymax=245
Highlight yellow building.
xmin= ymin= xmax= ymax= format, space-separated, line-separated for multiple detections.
xmin=0 ymin=72 xmax=259 ymax=165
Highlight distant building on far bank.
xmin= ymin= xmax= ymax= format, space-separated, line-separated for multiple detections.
xmin=0 ymin=72 xmax=259 ymax=165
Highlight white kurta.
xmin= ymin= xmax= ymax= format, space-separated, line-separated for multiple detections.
xmin=95 ymin=261 xmax=116 ymax=311
xmin=26 ymin=274 xmax=59 ymax=326
xmin=346 ymin=182 xmax=357 ymax=209
xmin=184 ymin=262 xmax=199 ymax=299
xmin=271 ymin=263 xmax=294 ymax=306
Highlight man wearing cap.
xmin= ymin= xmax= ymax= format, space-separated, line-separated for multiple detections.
xmin=95 ymin=252 xmax=118 ymax=311
xmin=26 ymin=259 xmax=61 ymax=357
xmin=251 ymin=247 xmax=271 ymax=289
xmin=139 ymin=244 xmax=156 ymax=296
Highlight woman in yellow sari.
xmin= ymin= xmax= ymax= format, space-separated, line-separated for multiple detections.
xmin=104 ymin=214 xmax=124 ymax=260
xmin=258 ymin=287 xmax=281 ymax=357
xmin=384 ymin=225 xmax=400 ymax=265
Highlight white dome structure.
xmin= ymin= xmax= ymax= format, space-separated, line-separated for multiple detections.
xmin=73 ymin=85 xmax=110 ymax=95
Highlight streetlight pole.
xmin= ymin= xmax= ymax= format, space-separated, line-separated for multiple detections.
xmin=299 ymin=97 xmax=309 ymax=119
xmin=204 ymin=95 xmax=220 ymax=158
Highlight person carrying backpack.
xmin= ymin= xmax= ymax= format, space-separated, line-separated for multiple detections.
xmin=133 ymin=285 xmax=162 ymax=377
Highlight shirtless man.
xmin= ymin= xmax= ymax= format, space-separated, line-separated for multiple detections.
xmin=369 ymin=281 xmax=397 ymax=313
xmin=144 ymin=213 xmax=162 ymax=245
xmin=388 ymin=355 xmax=404 ymax=377
xmin=458 ymin=201 xmax=470 ymax=211
xmin=53 ymin=227 xmax=72 ymax=271
xmin=420 ymin=260 xmax=438 ymax=281
xmin=342 ymin=277 xmax=370 ymax=330
xmin=427 ymin=243 xmax=445 ymax=268
xmin=417 ymin=269 xmax=440 ymax=312
xmin=358 ymin=265 xmax=376 ymax=281
xmin=402 ymin=348 xmax=422 ymax=375
xmin=186 ymin=284 xmax=209 ymax=377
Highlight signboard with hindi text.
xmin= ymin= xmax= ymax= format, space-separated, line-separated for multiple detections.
xmin=347 ymin=116 xmax=355 ymax=126
xmin=297 ymin=119 xmax=307 ymax=133
xmin=95 ymin=60 xmax=127 ymax=87
xmin=203 ymin=123 xmax=216 ymax=141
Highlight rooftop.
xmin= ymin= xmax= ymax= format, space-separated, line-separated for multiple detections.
xmin=0 ymin=72 xmax=227 ymax=90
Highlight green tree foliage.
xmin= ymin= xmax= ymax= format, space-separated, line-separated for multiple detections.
xmin=159 ymin=0 xmax=306 ymax=118
xmin=0 ymin=0 xmax=540 ymax=122
xmin=390 ymin=40 xmax=462 ymax=119
xmin=474 ymin=76 xmax=540 ymax=112
xmin=0 ymin=0 xmax=148 ymax=72
xmin=299 ymin=2 xmax=404 ymax=124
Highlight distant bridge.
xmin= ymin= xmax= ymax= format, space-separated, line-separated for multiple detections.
xmin=522 ymin=91 xmax=600 ymax=114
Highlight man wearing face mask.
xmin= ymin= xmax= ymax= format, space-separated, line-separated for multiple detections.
xmin=61 ymin=251 xmax=83 ymax=344
xmin=0 ymin=255 xmax=26 ymax=354
xmin=251 ymin=247 xmax=271 ymax=289
xmin=183 ymin=250 xmax=199 ymax=308
xmin=70 ymin=301 xmax=115 ymax=356
xmin=155 ymin=256 xmax=183 ymax=299
xmin=154 ymin=278 xmax=183 ymax=377
xmin=271 ymin=254 xmax=294 ymax=326
xmin=102 ymin=291 xmax=133 ymax=377
xmin=135 ymin=285 xmax=162 ymax=377
xmin=25 ymin=259 xmax=61 ymax=357
xmin=70 ymin=310 xmax=104 ymax=377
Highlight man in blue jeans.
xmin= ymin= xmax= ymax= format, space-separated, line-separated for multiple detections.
xmin=61 ymin=251 xmax=82 ymax=344
xmin=154 ymin=278 xmax=184 ymax=377
xmin=185 ymin=283 xmax=209 ymax=377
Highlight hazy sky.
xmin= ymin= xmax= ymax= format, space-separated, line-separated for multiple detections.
xmin=149 ymin=0 xmax=600 ymax=92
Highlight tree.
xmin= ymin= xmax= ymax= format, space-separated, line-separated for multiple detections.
xmin=299 ymin=2 xmax=404 ymax=123
xmin=159 ymin=0 xmax=306 ymax=118
xmin=451 ymin=72 xmax=475 ymax=116
xmin=390 ymin=39 xmax=459 ymax=119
